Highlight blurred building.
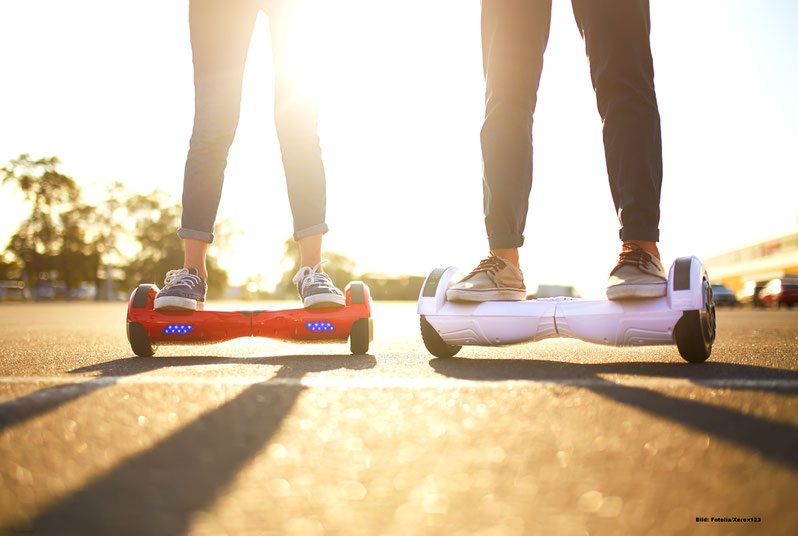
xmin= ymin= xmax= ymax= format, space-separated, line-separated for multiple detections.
xmin=359 ymin=273 xmax=426 ymax=301
xmin=703 ymin=231 xmax=798 ymax=292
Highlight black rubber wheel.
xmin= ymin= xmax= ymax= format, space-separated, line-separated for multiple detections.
xmin=350 ymin=317 xmax=372 ymax=354
xmin=673 ymin=277 xmax=715 ymax=363
xmin=349 ymin=281 xmax=366 ymax=305
xmin=420 ymin=315 xmax=461 ymax=358
xmin=132 ymin=284 xmax=157 ymax=308
xmin=127 ymin=321 xmax=156 ymax=357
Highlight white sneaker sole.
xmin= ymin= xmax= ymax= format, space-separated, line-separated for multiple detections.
xmin=606 ymin=282 xmax=666 ymax=300
xmin=446 ymin=288 xmax=526 ymax=302
xmin=153 ymin=295 xmax=204 ymax=311
xmin=303 ymin=293 xmax=346 ymax=309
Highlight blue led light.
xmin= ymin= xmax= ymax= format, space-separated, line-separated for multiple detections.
xmin=306 ymin=322 xmax=335 ymax=332
xmin=163 ymin=324 xmax=194 ymax=335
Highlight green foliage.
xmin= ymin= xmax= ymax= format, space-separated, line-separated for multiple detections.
xmin=324 ymin=251 xmax=357 ymax=290
xmin=123 ymin=190 xmax=228 ymax=298
xmin=275 ymin=238 xmax=301 ymax=297
xmin=58 ymin=205 xmax=100 ymax=291
xmin=91 ymin=181 xmax=133 ymax=299
xmin=2 ymin=154 xmax=95 ymax=292
xmin=2 ymin=154 xmax=231 ymax=299
xmin=0 ymin=254 xmax=22 ymax=280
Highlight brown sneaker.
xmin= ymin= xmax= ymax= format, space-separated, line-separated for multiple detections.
xmin=606 ymin=243 xmax=667 ymax=300
xmin=446 ymin=255 xmax=526 ymax=302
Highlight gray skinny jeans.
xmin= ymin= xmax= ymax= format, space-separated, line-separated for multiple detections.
xmin=178 ymin=0 xmax=328 ymax=243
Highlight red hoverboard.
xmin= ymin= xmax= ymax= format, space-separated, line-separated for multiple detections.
xmin=126 ymin=282 xmax=373 ymax=356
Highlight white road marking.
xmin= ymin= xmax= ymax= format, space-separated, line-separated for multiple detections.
xmin=0 ymin=375 xmax=796 ymax=390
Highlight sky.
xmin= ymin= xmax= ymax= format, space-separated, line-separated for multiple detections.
xmin=1 ymin=0 xmax=797 ymax=298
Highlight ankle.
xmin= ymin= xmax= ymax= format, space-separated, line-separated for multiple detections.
xmin=300 ymin=261 xmax=323 ymax=271
xmin=182 ymin=238 xmax=210 ymax=281
xmin=297 ymin=233 xmax=323 ymax=270
xmin=298 ymin=259 xmax=324 ymax=273
xmin=623 ymin=240 xmax=660 ymax=260
xmin=490 ymin=248 xmax=520 ymax=268
xmin=184 ymin=265 xmax=208 ymax=281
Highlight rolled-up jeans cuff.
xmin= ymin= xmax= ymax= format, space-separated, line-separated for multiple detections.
xmin=487 ymin=233 xmax=524 ymax=250
xmin=619 ymin=227 xmax=659 ymax=242
xmin=178 ymin=227 xmax=214 ymax=244
xmin=293 ymin=223 xmax=328 ymax=241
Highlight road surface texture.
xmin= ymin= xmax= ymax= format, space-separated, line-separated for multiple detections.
xmin=0 ymin=302 xmax=796 ymax=535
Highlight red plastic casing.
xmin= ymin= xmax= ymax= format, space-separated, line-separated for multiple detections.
xmin=126 ymin=284 xmax=371 ymax=346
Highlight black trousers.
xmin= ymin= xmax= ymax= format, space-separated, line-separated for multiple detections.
xmin=481 ymin=0 xmax=663 ymax=249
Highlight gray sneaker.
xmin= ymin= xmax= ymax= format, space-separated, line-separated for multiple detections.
xmin=606 ymin=243 xmax=667 ymax=300
xmin=446 ymin=255 xmax=526 ymax=302
xmin=292 ymin=261 xmax=346 ymax=309
xmin=153 ymin=268 xmax=207 ymax=311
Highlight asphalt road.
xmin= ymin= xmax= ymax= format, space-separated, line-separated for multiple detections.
xmin=0 ymin=302 xmax=796 ymax=535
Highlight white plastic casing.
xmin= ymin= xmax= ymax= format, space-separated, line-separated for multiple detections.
xmin=417 ymin=257 xmax=708 ymax=348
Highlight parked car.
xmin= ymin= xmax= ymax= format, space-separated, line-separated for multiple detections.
xmin=710 ymin=283 xmax=737 ymax=307
xmin=737 ymin=281 xmax=767 ymax=307
xmin=32 ymin=280 xmax=67 ymax=300
xmin=69 ymin=283 xmax=97 ymax=300
xmin=528 ymin=284 xmax=580 ymax=300
xmin=758 ymin=277 xmax=798 ymax=308
xmin=0 ymin=281 xmax=26 ymax=302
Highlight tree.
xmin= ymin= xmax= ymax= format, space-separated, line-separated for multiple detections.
xmin=0 ymin=253 xmax=21 ymax=281
xmin=275 ymin=238 xmax=301 ymax=297
xmin=2 ymin=154 xmax=83 ymax=293
xmin=91 ymin=181 xmax=132 ymax=299
xmin=57 ymin=204 xmax=99 ymax=296
xmin=323 ymin=251 xmax=357 ymax=291
xmin=2 ymin=155 xmax=234 ymax=300
xmin=123 ymin=190 xmax=228 ymax=298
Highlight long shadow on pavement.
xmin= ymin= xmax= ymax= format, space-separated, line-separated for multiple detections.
xmin=0 ymin=350 xmax=363 ymax=432
xmin=0 ymin=358 xmax=178 ymax=433
xmin=430 ymin=358 xmax=798 ymax=469
xmin=10 ymin=353 xmax=376 ymax=536
xmin=1 ymin=382 xmax=110 ymax=432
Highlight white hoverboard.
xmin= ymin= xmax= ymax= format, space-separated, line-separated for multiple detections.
xmin=417 ymin=256 xmax=716 ymax=363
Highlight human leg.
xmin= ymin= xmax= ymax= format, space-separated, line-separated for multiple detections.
xmin=297 ymin=232 xmax=322 ymax=269
xmin=268 ymin=2 xmax=328 ymax=243
xmin=491 ymin=247 xmax=520 ymax=268
xmin=481 ymin=0 xmax=552 ymax=252
xmin=266 ymin=3 xmax=342 ymax=307
xmin=157 ymin=0 xmax=257 ymax=311
xmin=178 ymin=0 xmax=258 ymax=245
xmin=571 ymin=0 xmax=662 ymax=244
xmin=570 ymin=0 xmax=665 ymax=298
xmin=292 ymin=230 xmax=345 ymax=308
xmin=448 ymin=0 xmax=551 ymax=302
xmin=183 ymin=238 xmax=210 ymax=281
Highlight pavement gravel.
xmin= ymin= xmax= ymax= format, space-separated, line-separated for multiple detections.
xmin=0 ymin=302 xmax=796 ymax=535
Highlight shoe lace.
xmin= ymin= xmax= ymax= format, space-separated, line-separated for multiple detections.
xmin=611 ymin=243 xmax=653 ymax=275
xmin=163 ymin=268 xmax=202 ymax=289
xmin=467 ymin=255 xmax=506 ymax=277
xmin=292 ymin=261 xmax=332 ymax=290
